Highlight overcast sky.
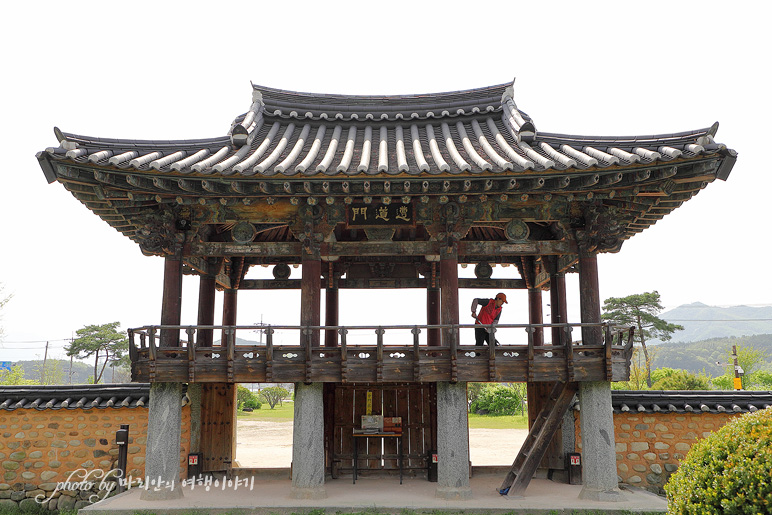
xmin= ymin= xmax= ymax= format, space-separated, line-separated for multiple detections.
xmin=1 ymin=1 xmax=770 ymax=363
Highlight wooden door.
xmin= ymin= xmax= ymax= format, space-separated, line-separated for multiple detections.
xmin=328 ymin=383 xmax=436 ymax=478
xmin=200 ymin=383 xmax=236 ymax=472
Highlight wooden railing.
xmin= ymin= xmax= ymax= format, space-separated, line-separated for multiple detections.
xmin=128 ymin=323 xmax=634 ymax=384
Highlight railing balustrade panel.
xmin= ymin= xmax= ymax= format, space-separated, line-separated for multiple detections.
xmin=127 ymin=323 xmax=634 ymax=383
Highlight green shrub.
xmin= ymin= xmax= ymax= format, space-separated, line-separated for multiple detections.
xmin=243 ymin=398 xmax=261 ymax=409
xmin=237 ymin=385 xmax=260 ymax=410
xmin=665 ymin=407 xmax=772 ymax=514
xmin=651 ymin=369 xmax=712 ymax=390
xmin=469 ymin=383 xmax=526 ymax=416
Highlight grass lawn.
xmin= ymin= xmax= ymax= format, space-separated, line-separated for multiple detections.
xmin=236 ymin=400 xmax=294 ymax=420
xmin=468 ymin=412 xmax=529 ymax=430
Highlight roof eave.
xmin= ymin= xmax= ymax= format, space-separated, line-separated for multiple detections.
xmin=716 ymin=149 xmax=738 ymax=181
xmin=36 ymin=151 xmax=57 ymax=184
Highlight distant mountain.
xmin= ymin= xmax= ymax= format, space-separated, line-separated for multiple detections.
xmin=651 ymin=334 xmax=772 ymax=377
xmin=659 ymin=302 xmax=772 ymax=343
xmin=15 ymin=359 xmax=131 ymax=384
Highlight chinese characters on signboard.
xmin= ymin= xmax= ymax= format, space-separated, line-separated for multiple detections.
xmin=346 ymin=203 xmax=414 ymax=227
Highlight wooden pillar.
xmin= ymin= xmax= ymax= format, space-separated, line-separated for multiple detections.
xmin=439 ymin=253 xmax=459 ymax=347
xmin=302 ymin=255 xmax=321 ymax=347
xmin=578 ymin=252 xmax=602 ymax=345
xmin=160 ymin=256 xmax=183 ymax=347
xmin=221 ymin=289 xmax=237 ymax=346
xmin=528 ymin=287 xmax=544 ymax=346
xmin=197 ymin=275 xmax=216 ymax=347
xmin=576 ymin=249 xmax=624 ymax=500
xmin=427 ymin=286 xmax=441 ymax=346
xmin=325 ymin=271 xmax=338 ymax=347
xmin=527 ymin=285 xmax=546 ymax=432
xmin=550 ymin=271 xmax=568 ymax=346
xmin=527 ymin=267 xmax=565 ymax=471
xmin=207 ymin=283 xmax=237 ymax=475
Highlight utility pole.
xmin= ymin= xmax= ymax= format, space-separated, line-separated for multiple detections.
xmin=732 ymin=345 xmax=742 ymax=390
xmin=40 ymin=341 xmax=49 ymax=384
xmin=68 ymin=334 xmax=74 ymax=384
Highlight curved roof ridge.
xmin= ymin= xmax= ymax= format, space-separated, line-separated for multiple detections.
xmin=253 ymin=82 xmax=510 ymax=121
xmin=538 ymin=125 xmax=715 ymax=145
xmin=55 ymin=129 xmax=230 ymax=148
xmin=253 ymin=82 xmax=509 ymax=104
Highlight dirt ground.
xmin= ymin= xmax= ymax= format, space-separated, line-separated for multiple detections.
xmin=236 ymin=420 xmax=527 ymax=468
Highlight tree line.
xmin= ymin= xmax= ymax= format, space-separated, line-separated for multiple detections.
xmin=602 ymin=291 xmax=771 ymax=391
xmin=0 ymin=321 xmax=130 ymax=385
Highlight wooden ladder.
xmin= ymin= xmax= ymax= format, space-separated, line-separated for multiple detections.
xmin=498 ymin=381 xmax=579 ymax=497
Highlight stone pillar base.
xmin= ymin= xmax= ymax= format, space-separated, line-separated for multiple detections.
xmin=290 ymin=486 xmax=327 ymax=499
xmin=140 ymin=382 xmax=183 ymax=502
xmin=140 ymin=486 xmax=184 ymax=501
xmin=579 ymin=381 xmax=626 ymax=503
xmin=291 ymin=383 xmax=325 ymax=496
xmin=435 ymin=486 xmax=473 ymax=500
xmin=579 ymin=486 xmax=627 ymax=502
xmin=436 ymin=382 xmax=471 ymax=501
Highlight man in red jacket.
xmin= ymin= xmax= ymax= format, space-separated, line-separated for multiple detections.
xmin=471 ymin=293 xmax=508 ymax=347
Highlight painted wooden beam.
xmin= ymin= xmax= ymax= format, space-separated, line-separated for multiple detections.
xmin=459 ymin=240 xmax=576 ymax=256
xmin=237 ymin=278 xmax=527 ymax=290
xmin=188 ymin=240 xmax=575 ymax=258
xmin=188 ymin=242 xmax=302 ymax=257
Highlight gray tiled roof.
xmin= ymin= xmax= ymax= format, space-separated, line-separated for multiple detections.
xmin=0 ymin=384 xmax=161 ymax=411
xmin=38 ymin=81 xmax=733 ymax=179
xmin=608 ymin=390 xmax=772 ymax=414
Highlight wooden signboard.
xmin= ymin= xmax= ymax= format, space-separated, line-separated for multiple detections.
xmin=346 ymin=203 xmax=414 ymax=227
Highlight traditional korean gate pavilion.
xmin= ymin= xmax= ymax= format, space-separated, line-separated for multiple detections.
xmin=37 ymin=80 xmax=736 ymax=501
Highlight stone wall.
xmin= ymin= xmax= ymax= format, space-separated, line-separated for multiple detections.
xmin=575 ymin=410 xmax=740 ymax=494
xmin=0 ymin=405 xmax=190 ymax=511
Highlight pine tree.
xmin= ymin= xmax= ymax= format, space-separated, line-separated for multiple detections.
xmin=65 ymin=322 xmax=128 ymax=384
xmin=602 ymin=291 xmax=683 ymax=387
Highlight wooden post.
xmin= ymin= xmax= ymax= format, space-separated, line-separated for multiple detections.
xmin=160 ymin=256 xmax=183 ymax=347
xmin=550 ymin=271 xmax=568 ymax=346
xmin=439 ymin=254 xmax=459 ymax=349
xmin=528 ymin=288 xmax=544 ymax=346
xmin=207 ymin=276 xmax=237 ymax=472
xmin=197 ymin=275 xmax=216 ymax=347
xmin=528 ymin=276 xmax=564 ymax=470
xmin=427 ymin=286 xmax=441 ymax=347
xmin=221 ymin=289 xmax=237 ymax=346
xmin=578 ymin=252 xmax=602 ymax=345
xmin=302 ymin=255 xmax=321 ymax=347
xmin=325 ymin=272 xmax=338 ymax=347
